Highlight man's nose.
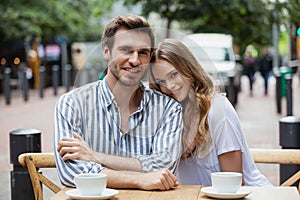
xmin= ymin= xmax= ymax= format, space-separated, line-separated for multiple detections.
xmin=128 ymin=51 xmax=141 ymax=66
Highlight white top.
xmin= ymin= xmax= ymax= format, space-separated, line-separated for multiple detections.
xmin=176 ymin=94 xmax=272 ymax=186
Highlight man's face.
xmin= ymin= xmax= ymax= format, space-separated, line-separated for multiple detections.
xmin=103 ymin=29 xmax=152 ymax=87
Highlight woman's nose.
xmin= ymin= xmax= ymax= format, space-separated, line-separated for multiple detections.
xmin=166 ymin=80 xmax=175 ymax=89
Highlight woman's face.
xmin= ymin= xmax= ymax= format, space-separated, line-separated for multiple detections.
xmin=151 ymin=59 xmax=190 ymax=103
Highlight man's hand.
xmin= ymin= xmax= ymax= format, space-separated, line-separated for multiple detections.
xmin=57 ymin=133 xmax=96 ymax=162
xmin=136 ymin=168 xmax=178 ymax=191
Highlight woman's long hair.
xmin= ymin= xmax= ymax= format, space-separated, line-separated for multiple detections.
xmin=149 ymin=38 xmax=216 ymax=157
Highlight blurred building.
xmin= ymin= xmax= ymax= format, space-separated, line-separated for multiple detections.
xmin=0 ymin=40 xmax=27 ymax=93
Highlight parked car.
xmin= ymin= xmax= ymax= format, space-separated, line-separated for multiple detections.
xmin=182 ymin=33 xmax=242 ymax=106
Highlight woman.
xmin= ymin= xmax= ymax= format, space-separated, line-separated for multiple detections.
xmin=149 ymin=38 xmax=271 ymax=186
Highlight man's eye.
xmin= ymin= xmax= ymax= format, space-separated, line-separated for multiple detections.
xmin=139 ymin=50 xmax=150 ymax=56
xmin=120 ymin=47 xmax=132 ymax=53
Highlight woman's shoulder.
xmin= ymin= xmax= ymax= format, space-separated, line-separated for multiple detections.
xmin=210 ymin=93 xmax=230 ymax=111
xmin=208 ymin=93 xmax=238 ymax=127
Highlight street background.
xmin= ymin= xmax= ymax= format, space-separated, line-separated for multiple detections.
xmin=0 ymin=73 xmax=300 ymax=199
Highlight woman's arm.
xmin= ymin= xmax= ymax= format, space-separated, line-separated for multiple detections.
xmin=218 ymin=150 xmax=244 ymax=185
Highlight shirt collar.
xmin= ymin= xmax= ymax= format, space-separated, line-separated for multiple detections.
xmin=99 ymin=77 xmax=150 ymax=112
xmin=99 ymin=77 xmax=114 ymax=107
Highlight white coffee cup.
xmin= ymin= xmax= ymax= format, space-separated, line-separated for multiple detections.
xmin=74 ymin=173 xmax=107 ymax=196
xmin=211 ymin=172 xmax=242 ymax=193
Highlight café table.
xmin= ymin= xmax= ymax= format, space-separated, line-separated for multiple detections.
xmin=50 ymin=185 xmax=300 ymax=200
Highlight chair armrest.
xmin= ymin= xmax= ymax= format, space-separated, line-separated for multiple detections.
xmin=18 ymin=152 xmax=56 ymax=168
xmin=250 ymin=148 xmax=300 ymax=165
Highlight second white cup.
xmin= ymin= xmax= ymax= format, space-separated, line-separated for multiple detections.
xmin=74 ymin=173 xmax=107 ymax=196
xmin=211 ymin=172 xmax=242 ymax=193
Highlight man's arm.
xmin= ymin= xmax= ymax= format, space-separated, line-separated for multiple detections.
xmin=101 ymin=168 xmax=178 ymax=191
xmin=95 ymin=152 xmax=142 ymax=172
xmin=57 ymin=134 xmax=178 ymax=190
xmin=54 ymin=93 xmax=104 ymax=187
xmin=58 ymin=133 xmax=143 ymax=172
xmin=136 ymin=100 xmax=183 ymax=173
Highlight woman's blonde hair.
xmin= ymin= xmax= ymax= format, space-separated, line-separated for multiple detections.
xmin=149 ymin=38 xmax=216 ymax=157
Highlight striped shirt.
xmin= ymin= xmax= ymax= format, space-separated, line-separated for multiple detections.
xmin=54 ymin=79 xmax=183 ymax=187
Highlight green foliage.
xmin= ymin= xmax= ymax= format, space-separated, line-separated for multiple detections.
xmin=182 ymin=0 xmax=273 ymax=49
xmin=0 ymin=0 xmax=114 ymax=42
xmin=279 ymin=31 xmax=289 ymax=55
xmin=2 ymin=0 xmax=299 ymax=51
xmin=124 ymin=0 xmax=299 ymax=55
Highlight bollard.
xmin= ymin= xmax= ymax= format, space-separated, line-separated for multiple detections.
xmin=227 ymin=74 xmax=235 ymax=106
xmin=10 ymin=128 xmax=41 ymax=200
xmin=22 ymin=67 xmax=29 ymax=102
xmin=274 ymin=70 xmax=281 ymax=114
xmin=4 ymin=67 xmax=11 ymax=105
xmin=279 ymin=66 xmax=292 ymax=97
xmin=285 ymin=74 xmax=293 ymax=116
xmin=65 ymin=64 xmax=72 ymax=92
xmin=279 ymin=116 xmax=300 ymax=186
xmin=39 ymin=66 xmax=46 ymax=98
xmin=52 ymin=65 xmax=59 ymax=96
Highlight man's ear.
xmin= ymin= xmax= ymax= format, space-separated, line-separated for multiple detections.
xmin=102 ymin=44 xmax=110 ymax=60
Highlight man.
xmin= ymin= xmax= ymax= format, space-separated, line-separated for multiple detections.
xmin=257 ymin=46 xmax=273 ymax=95
xmin=54 ymin=14 xmax=183 ymax=191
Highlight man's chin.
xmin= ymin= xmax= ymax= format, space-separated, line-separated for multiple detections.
xmin=117 ymin=77 xmax=141 ymax=87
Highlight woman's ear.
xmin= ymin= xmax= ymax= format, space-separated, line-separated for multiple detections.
xmin=102 ymin=44 xmax=110 ymax=60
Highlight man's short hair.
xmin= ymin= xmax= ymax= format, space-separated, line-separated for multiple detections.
xmin=101 ymin=14 xmax=154 ymax=52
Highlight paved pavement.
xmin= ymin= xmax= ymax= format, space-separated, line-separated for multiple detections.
xmin=0 ymin=73 xmax=299 ymax=199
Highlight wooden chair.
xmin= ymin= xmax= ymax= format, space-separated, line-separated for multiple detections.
xmin=18 ymin=152 xmax=62 ymax=200
xmin=250 ymin=148 xmax=300 ymax=192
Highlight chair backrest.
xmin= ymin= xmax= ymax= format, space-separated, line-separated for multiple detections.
xmin=18 ymin=152 xmax=61 ymax=200
xmin=250 ymin=148 xmax=300 ymax=192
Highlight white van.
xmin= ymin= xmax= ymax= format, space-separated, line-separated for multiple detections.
xmin=182 ymin=33 xmax=242 ymax=106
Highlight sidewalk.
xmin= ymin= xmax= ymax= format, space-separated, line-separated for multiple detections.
xmin=0 ymin=87 xmax=66 ymax=200
xmin=237 ymin=74 xmax=300 ymax=186
xmin=0 ymin=74 xmax=299 ymax=199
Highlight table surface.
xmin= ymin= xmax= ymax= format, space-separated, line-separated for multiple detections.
xmin=50 ymin=185 xmax=300 ymax=200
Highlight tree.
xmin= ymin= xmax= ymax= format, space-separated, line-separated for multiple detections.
xmin=124 ymin=0 xmax=275 ymax=54
xmin=124 ymin=0 xmax=191 ymax=37
xmin=277 ymin=0 xmax=300 ymax=59
xmin=186 ymin=1 xmax=274 ymax=51
xmin=0 ymin=0 xmax=114 ymax=42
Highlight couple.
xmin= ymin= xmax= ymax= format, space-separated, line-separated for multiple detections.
xmin=54 ymin=14 xmax=271 ymax=191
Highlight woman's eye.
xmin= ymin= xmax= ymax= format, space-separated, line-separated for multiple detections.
xmin=157 ymin=80 xmax=165 ymax=86
xmin=171 ymin=72 xmax=178 ymax=78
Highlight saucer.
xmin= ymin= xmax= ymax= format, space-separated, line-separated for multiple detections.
xmin=201 ymin=186 xmax=252 ymax=199
xmin=65 ymin=188 xmax=119 ymax=200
